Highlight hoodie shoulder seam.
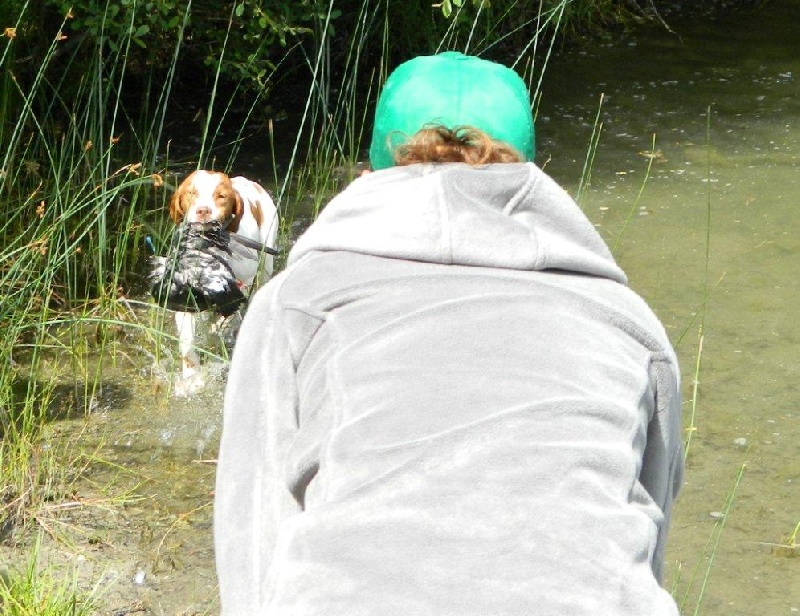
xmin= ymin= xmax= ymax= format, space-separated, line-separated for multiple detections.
xmin=505 ymin=164 xmax=547 ymax=269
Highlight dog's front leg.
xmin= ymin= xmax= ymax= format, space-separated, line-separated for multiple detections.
xmin=174 ymin=311 xmax=204 ymax=395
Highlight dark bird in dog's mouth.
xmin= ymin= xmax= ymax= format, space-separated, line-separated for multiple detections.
xmin=148 ymin=220 xmax=277 ymax=316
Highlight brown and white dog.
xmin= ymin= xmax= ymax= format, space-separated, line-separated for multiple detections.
xmin=169 ymin=170 xmax=279 ymax=390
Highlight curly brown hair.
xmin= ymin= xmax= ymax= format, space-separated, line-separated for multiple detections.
xmin=392 ymin=125 xmax=524 ymax=166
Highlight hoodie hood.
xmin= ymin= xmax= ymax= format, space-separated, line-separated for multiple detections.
xmin=288 ymin=162 xmax=627 ymax=285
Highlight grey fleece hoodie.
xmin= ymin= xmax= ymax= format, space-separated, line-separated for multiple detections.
xmin=214 ymin=162 xmax=684 ymax=615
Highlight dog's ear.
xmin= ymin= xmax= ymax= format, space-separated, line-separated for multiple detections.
xmin=233 ymin=189 xmax=244 ymax=220
xmin=225 ymin=189 xmax=245 ymax=232
xmin=170 ymin=174 xmax=194 ymax=223
xmin=168 ymin=188 xmax=185 ymax=224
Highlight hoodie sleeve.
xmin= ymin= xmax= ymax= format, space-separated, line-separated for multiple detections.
xmin=214 ymin=277 xmax=301 ymax=614
xmin=641 ymin=351 xmax=684 ymax=582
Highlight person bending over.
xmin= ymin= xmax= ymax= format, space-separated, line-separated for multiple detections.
xmin=214 ymin=51 xmax=684 ymax=616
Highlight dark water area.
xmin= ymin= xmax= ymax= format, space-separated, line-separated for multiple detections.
xmin=5 ymin=2 xmax=798 ymax=614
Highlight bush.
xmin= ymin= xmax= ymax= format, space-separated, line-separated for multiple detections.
xmin=40 ymin=0 xmax=334 ymax=88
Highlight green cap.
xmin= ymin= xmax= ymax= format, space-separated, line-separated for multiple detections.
xmin=369 ymin=52 xmax=535 ymax=170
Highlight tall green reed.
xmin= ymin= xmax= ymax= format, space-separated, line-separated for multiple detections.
xmin=575 ymin=92 xmax=605 ymax=206
xmin=672 ymin=462 xmax=747 ymax=615
xmin=680 ymin=106 xmax=715 ymax=462
xmin=280 ymin=0 xmax=562 ymax=232
xmin=0 ymin=1 xmax=183 ymax=528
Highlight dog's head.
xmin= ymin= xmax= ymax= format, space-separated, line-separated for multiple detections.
xmin=169 ymin=170 xmax=244 ymax=228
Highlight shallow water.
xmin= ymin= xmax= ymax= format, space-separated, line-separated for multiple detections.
xmin=12 ymin=3 xmax=799 ymax=614
xmin=537 ymin=3 xmax=800 ymax=613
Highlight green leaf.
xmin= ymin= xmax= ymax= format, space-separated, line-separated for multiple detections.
xmin=442 ymin=0 xmax=452 ymax=18
xmin=134 ymin=24 xmax=150 ymax=37
xmin=234 ymin=2 xmax=244 ymax=17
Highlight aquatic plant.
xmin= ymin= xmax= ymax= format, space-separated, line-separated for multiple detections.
xmin=1 ymin=1 xmax=174 ymax=530
xmin=0 ymin=534 xmax=98 ymax=615
xmin=679 ymin=106 xmax=716 ymax=463
xmin=758 ymin=520 xmax=799 ymax=559
xmin=673 ymin=462 xmax=747 ymax=615
xmin=575 ymin=92 xmax=606 ymax=206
